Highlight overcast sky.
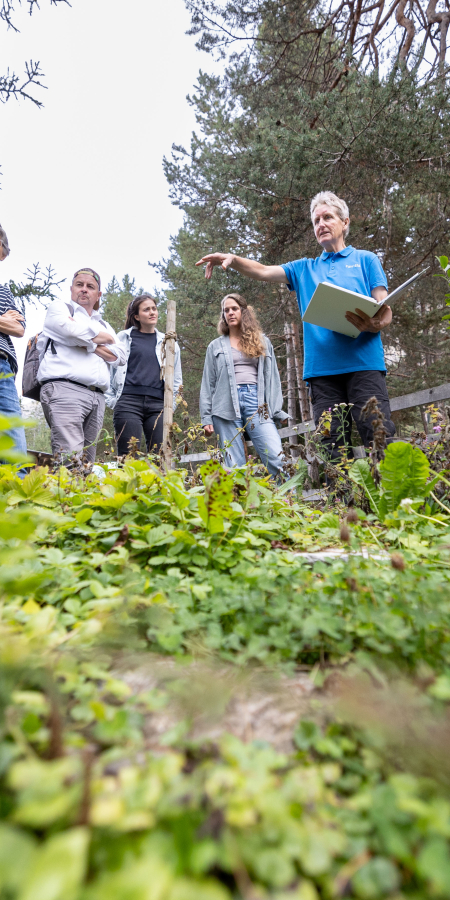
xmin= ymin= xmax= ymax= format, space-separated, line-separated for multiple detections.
xmin=1 ymin=0 xmax=211 ymax=371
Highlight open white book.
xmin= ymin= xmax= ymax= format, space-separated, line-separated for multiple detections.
xmin=302 ymin=267 xmax=429 ymax=338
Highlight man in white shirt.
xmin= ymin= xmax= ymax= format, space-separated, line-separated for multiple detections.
xmin=37 ymin=268 xmax=126 ymax=465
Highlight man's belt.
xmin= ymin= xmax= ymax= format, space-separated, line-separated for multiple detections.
xmin=40 ymin=378 xmax=104 ymax=395
xmin=0 ymin=351 xmax=9 ymax=361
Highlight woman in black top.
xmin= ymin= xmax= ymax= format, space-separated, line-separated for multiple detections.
xmin=107 ymin=294 xmax=182 ymax=456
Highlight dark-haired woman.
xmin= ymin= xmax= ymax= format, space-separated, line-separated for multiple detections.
xmin=200 ymin=293 xmax=287 ymax=476
xmin=105 ymin=294 xmax=182 ymax=456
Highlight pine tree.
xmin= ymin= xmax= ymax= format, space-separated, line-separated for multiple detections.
xmin=101 ymin=275 xmax=138 ymax=335
xmin=159 ymin=3 xmax=450 ymax=425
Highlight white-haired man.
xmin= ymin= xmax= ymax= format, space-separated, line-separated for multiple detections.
xmin=37 ymin=267 xmax=126 ymax=466
xmin=196 ymin=191 xmax=396 ymax=458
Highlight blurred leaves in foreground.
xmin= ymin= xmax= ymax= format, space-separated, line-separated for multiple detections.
xmin=0 ymin=413 xmax=449 ymax=897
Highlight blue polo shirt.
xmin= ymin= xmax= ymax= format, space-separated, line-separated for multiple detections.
xmin=281 ymin=246 xmax=388 ymax=379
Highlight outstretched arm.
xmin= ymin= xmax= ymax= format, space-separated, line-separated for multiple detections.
xmin=196 ymin=252 xmax=288 ymax=284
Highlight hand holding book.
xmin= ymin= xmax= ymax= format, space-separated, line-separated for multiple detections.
xmin=345 ymin=301 xmax=392 ymax=334
xmin=302 ymin=268 xmax=430 ymax=339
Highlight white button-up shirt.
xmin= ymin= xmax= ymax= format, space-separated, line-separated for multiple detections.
xmin=37 ymin=299 xmax=126 ymax=393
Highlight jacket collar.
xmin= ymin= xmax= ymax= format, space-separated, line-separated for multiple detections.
xmin=320 ymin=245 xmax=354 ymax=260
xmin=124 ymin=325 xmax=164 ymax=342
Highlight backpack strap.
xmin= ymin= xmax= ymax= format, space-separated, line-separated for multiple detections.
xmin=45 ymin=338 xmax=57 ymax=356
xmin=43 ymin=302 xmax=73 ymax=356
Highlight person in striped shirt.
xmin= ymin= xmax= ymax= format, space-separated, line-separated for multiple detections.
xmin=0 ymin=224 xmax=27 ymax=463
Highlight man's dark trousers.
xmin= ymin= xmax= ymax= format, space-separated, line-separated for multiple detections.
xmin=309 ymin=370 xmax=396 ymax=459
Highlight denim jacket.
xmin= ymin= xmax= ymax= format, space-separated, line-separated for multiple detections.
xmin=200 ymin=334 xmax=288 ymax=426
xmin=105 ymin=327 xmax=182 ymax=410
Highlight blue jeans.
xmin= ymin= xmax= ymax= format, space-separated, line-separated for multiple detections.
xmin=0 ymin=358 xmax=27 ymax=460
xmin=212 ymin=383 xmax=284 ymax=476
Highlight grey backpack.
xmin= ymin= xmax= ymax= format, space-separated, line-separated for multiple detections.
xmin=22 ymin=302 xmax=72 ymax=401
xmin=22 ymin=334 xmax=55 ymax=401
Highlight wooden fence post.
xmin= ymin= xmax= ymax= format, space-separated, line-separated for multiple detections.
xmin=290 ymin=321 xmax=311 ymax=423
xmin=284 ymin=322 xmax=299 ymax=455
xmin=161 ymin=299 xmax=177 ymax=470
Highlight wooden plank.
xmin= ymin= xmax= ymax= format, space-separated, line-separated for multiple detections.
xmin=177 ymin=451 xmax=212 ymax=464
xmin=284 ymin=322 xmax=298 ymax=448
xmin=390 ymin=383 xmax=450 ymax=412
xmin=277 ymin=421 xmax=315 ymax=438
xmin=177 ymin=383 xmax=450 ymax=467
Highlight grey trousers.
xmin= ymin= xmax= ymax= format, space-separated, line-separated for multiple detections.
xmin=40 ymin=381 xmax=105 ymax=465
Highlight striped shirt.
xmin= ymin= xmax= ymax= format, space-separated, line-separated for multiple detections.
xmin=0 ymin=284 xmax=25 ymax=375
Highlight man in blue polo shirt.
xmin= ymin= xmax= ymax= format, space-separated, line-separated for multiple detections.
xmin=196 ymin=191 xmax=396 ymax=458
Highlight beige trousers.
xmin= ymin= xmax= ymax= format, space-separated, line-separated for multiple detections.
xmin=40 ymin=380 xmax=105 ymax=465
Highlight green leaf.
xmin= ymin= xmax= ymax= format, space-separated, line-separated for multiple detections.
xmin=349 ymin=459 xmax=381 ymax=516
xmin=0 ymin=824 xmax=36 ymax=893
xmin=75 ymin=508 xmax=94 ymax=524
xmin=166 ymin=483 xmax=190 ymax=510
xmin=18 ymin=827 xmax=89 ymax=900
xmin=82 ymin=857 xmax=173 ymax=900
xmin=273 ymin=882 xmax=319 ymax=900
xmin=9 ymin=758 xmax=81 ymax=827
xmin=351 ymin=857 xmax=399 ymax=898
xmin=417 ymin=837 xmax=450 ymax=895
xmin=428 ymin=674 xmax=450 ymax=700
xmin=146 ymin=524 xmax=174 ymax=547
xmin=169 ymin=877 xmax=231 ymax=900
xmin=379 ymin=442 xmax=429 ymax=512
xmin=277 ymin=461 xmax=308 ymax=496
xmin=294 ymin=720 xmax=322 ymax=751
xmin=316 ymin=512 xmax=339 ymax=529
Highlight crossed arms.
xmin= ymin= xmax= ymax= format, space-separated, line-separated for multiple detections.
xmin=0 ymin=308 xmax=25 ymax=338
xmin=195 ymin=252 xmax=392 ymax=334
xmin=42 ymin=301 xmax=125 ymax=365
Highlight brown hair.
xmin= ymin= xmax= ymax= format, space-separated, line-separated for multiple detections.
xmin=125 ymin=293 xmax=158 ymax=331
xmin=218 ymin=293 xmax=266 ymax=358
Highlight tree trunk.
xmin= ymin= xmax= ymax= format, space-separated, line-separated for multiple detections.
xmin=161 ymin=300 xmax=177 ymax=470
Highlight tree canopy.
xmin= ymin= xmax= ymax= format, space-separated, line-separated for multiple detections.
xmin=157 ymin=0 xmax=450 ymax=423
xmin=186 ymin=0 xmax=450 ymax=85
xmin=1 ymin=0 xmax=69 ymax=107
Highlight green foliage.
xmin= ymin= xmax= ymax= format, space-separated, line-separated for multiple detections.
xmin=101 ymin=275 xmax=140 ymax=335
xmin=0 ymin=409 xmax=449 ymax=897
xmin=349 ymin=441 xmax=440 ymax=520
xmin=438 ymin=248 xmax=450 ymax=329
xmin=379 ymin=442 xmax=430 ymax=513
xmin=159 ymin=13 xmax=450 ymax=416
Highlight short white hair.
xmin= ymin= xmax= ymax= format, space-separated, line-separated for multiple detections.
xmin=310 ymin=192 xmax=350 ymax=238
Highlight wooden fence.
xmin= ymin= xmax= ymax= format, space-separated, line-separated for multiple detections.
xmin=177 ymin=382 xmax=450 ymax=466
xmin=26 ymin=381 xmax=450 ymax=476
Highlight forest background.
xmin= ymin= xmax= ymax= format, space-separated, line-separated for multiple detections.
xmin=5 ymin=0 xmax=450 ymax=449
xmin=101 ymin=0 xmax=450 ymax=448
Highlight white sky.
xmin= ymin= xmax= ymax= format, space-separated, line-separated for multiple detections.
xmin=0 ymin=0 xmax=209 ymax=374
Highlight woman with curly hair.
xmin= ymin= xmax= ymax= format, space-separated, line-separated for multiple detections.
xmin=200 ymin=293 xmax=288 ymax=475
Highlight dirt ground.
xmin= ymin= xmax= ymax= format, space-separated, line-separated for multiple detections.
xmin=119 ymin=657 xmax=317 ymax=753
